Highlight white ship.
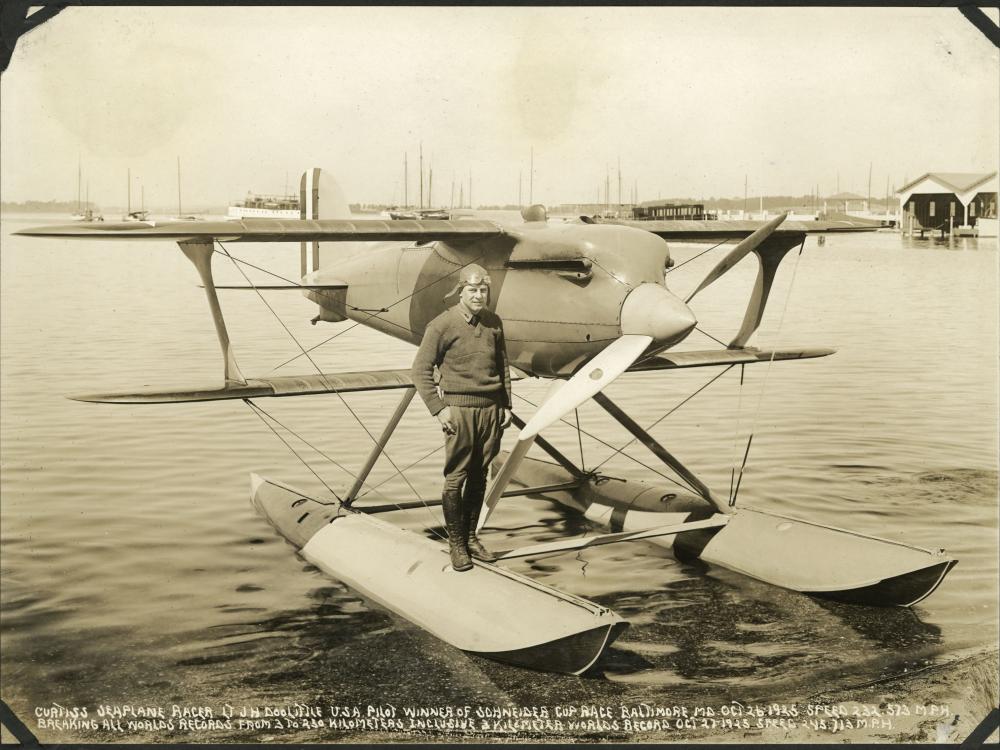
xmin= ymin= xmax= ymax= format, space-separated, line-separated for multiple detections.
xmin=380 ymin=206 xmax=452 ymax=220
xmin=227 ymin=192 xmax=300 ymax=219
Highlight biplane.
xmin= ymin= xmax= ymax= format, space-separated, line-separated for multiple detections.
xmin=16 ymin=167 xmax=957 ymax=675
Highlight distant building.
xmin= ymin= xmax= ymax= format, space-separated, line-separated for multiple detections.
xmin=897 ymin=172 xmax=997 ymax=237
xmin=631 ymin=201 xmax=715 ymax=221
xmin=824 ymin=192 xmax=868 ymax=213
xmin=551 ymin=203 xmax=635 ymax=219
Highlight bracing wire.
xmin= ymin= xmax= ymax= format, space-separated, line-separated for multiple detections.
xmin=242 ymin=398 xmax=342 ymax=504
xmin=665 ymin=238 xmax=730 ymax=274
xmin=354 ymin=442 xmax=446 ymax=501
xmin=214 ymin=242 xmax=493 ymax=531
xmin=210 ymin=248 xmax=302 ymax=287
xmin=729 ymin=238 xmax=807 ymax=506
xmin=731 ymin=434 xmax=754 ymax=506
xmin=512 ymin=391 xmax=694 ymax=494
xmin=268 ymin=252 xmax=490 ymax=373
xmin=590 ymin=365 xmax=735 ymax=475
xmin=728 ymin=363 xmax=746 ymax=504
xmin=244 ymin=397 xmax=396 ymax=504
xmin=244 ymin=398 xmax=448 ymax=540
xmin=217 ymin=242 xmax=424 ymax=505
xmin=694 ymin=327 xmax=727 ymax=346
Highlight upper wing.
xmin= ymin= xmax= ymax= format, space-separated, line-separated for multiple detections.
xmin=14 ymin=218 xmax=505 ymax=243
xmin=600 ymin=218 xmax=880 ymax=241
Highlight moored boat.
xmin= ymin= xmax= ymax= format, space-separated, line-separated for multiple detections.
xmin=228 ymin=192 xmax=301 ymax=219
xmin=382 ymin=207 xmax=452 ymax=220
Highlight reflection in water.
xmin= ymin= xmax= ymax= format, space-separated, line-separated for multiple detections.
xmin=2 ymin=222 xmax=996 ymax=742
xmin=596 ymin=562 xmax=944 ymax=700
xmin=812 ymin=598 xmax=942 ymax=650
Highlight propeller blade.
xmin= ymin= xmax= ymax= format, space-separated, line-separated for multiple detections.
xmin=477 ymin=334 xmax=653 ymax=531
xmin=685 ymin=212 xmax=788 ymax=303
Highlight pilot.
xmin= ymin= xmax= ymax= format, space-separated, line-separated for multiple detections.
xmin=411 ymin=264 xmax=513 ymax=571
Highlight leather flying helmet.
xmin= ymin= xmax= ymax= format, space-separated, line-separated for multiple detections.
xmin=444 ymin=263 xmax=492 ymax=299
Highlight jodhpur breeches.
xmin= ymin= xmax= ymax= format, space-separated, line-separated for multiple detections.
xmin=442 ymin=403 xmax=502 ymax=496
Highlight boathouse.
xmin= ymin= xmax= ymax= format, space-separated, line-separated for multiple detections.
xmin=897 ymin=172 xmax=997 ymax=237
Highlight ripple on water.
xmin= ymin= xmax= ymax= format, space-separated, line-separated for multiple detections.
xmin=1 ymin=225 xmax=996 ymax=740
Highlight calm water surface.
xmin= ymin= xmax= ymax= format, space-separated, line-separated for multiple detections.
xmin=1 ymin=214 xmax=997 ymax=743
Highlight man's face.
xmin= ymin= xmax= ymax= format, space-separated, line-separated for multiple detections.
xmin=459 ymin=283 xmax=489 ymax=315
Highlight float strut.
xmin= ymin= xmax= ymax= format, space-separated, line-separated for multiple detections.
xmin=510 ymin=413 xmax=585 ymax=477
xmin=177 ymin=240 xmax=246 ymax=385
xmin=344 ymin=386 xmax=416 ymax=506
xmin=591 ymin=391 xmax=729 ymax=514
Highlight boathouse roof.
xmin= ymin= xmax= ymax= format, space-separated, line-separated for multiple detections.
xmin=898 ymin=172 xmax=997 ymax=195
xmin=636 ymin=199 xmax=705 ymax=208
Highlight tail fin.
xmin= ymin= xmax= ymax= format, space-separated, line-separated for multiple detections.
xmin=300 ymin=168 xmax=351 ymax=276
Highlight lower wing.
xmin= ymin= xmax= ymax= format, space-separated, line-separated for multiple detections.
xmin=69 ymin=347 xmax=833 ymax=404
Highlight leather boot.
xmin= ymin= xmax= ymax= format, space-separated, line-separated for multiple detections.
xmin=442 ymin=489 xmax=472 ymax=571
xmin=464 ymin=487 xmax=497 ymax=563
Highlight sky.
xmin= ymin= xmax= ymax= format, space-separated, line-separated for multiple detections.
xmin=1 ymin=6 xmax=998 ymax=210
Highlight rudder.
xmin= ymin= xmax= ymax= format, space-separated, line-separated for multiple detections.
xmin=300 ymin=167 xmax=351 ymax=276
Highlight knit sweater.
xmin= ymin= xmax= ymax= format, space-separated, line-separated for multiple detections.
xmin=412 ymin=305 xmax=512 ymax=415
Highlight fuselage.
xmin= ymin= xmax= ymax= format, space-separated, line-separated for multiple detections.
xmin=305 ymin=220 xmax=696 ymax=378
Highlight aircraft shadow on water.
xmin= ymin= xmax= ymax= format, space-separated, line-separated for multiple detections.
xmin=16 ymin=167 xmax=957 ymax=675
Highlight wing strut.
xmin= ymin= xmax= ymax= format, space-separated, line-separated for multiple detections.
xmin=178 ymin=240 xmax=246 ymax=385
xmin=508 ymin=413 xmax=585 ymax=477
xmin=343 ymin=387 xmax=416 ymax=506
xmin=728 ymin=234 xmax=804 ymax=349
xmin=591 ymin=391 xmax=728 ymax=514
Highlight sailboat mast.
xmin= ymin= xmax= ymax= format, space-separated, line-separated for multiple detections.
xmin=867 ymin=161 xmax=873 ymax=213
xmin=605 ymin=164 xmax=609 ymax=214
xmin=127 ymin=168 xmax=131 ymax=214
xmin=617 ymin=156 xmax=622 ymax=209
xmin=177 ymin=156 xmax=183 ymax=216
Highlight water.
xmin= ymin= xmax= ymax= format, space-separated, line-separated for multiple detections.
xmin=2 ymin=214 xmax=997 ymax=743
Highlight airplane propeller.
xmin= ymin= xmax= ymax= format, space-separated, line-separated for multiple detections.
xmin=478 ymin=334 xmax=653 ymax=531
xmin=684 ymin=212 xmax=787 ymax=303
xmin=479 ymin=216 xmax=790 ymax=530
xmin=478 ymin=280 xmax=700 ymax=531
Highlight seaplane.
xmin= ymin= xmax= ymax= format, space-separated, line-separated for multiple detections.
xmin=16 ymin=167 xmax=957 ymax=676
